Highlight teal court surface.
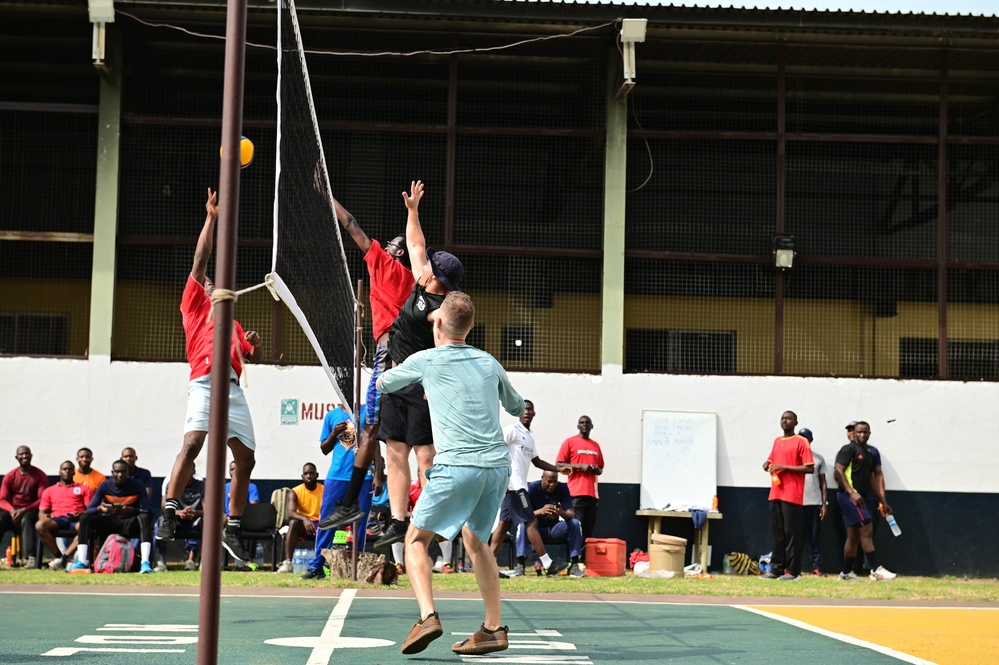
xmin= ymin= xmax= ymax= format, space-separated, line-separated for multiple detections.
xmin=0 ymin=588 xmax=972 ymax=664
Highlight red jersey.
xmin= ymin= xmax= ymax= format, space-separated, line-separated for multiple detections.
xmin=557 ymin=435 xmax=604 ymax=499
xmin=365 ymin=240 xmax=414 ymax=340
xmin=181 ymin=275 xmax=253 ymax=381
xmin=39 ymin=482 xmax=92 ymax=518
xmin=0 ymin=466 xmax=49 ymax=512
xmin=767 ymin=434 xmax=814 ymax=505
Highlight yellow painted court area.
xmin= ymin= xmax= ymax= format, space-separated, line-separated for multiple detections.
xmin=756 ymin=606 xmax=999 ymax=665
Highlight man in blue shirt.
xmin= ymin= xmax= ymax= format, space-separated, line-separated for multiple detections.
xmin=302 ymin=404 xmax=375 ymax=580
xmin=378 ymin=291 xmax=523 ymax=657
xmin=517 ymin=470 xmax=584 ymax=577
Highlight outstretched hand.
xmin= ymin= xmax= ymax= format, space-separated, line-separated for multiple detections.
xmin=206 ymin=188 xmax=218 ymax=218
xmin=557 ymin=465 xmax=573 ymax=475
xmin=401 ymin=180 xmax=424 ymax=210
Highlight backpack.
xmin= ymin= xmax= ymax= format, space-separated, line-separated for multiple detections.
xmin=271 ymin=487 xmax=294 ymax=528
xmin=93 ymin=534 xmax=137 ymax=574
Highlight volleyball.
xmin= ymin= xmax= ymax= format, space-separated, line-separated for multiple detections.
xmin=220 ymin=136 xmax=254 ymax=169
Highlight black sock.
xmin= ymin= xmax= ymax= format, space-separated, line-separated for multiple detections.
xmin=842 ymin=555 xmax=855 ymax=574
xmin=164 ymin=500 xmax=179 ymax=513
xmin=228 ymin=517 xmax=241 ymax=531
xmin=571 ymin=556 xmax=579 ymax=565
xmin=517 ymin=556 xmax=526 ymax=566
xmin=343 ymin=466 xmax=367 ymax=505
xmin=865 ymin=551 xmax=879 ymax=571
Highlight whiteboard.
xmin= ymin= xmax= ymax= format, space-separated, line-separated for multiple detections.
xmin=640 ymin=410 xmax=717 ymax=510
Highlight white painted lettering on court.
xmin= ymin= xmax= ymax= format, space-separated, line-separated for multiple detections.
xmin=265 ymin=589 xmax=394 ymax=663
xmin=42 ymin=623 xmax=196 ymax=657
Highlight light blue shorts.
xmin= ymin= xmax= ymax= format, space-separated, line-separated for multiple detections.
xmin=184 ymin=375 xmax=256 ymax=451
xmin=412 ymin=464 xmax=510 ymax=544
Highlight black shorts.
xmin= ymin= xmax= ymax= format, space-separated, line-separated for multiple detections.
xmin=379 ymin=382 xmax=434 ymax=446
xmin=498 ymin=489 xmax=536 ymax=526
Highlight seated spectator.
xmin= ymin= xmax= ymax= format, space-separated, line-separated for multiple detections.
xmin=121 ymin=447 xmax=154 ymax=501
xmin=516 ymin=470 xmax=585 ymax=577
xmin=0 ymin=446 xmax=49 ymax=568
xmin=154 ymin=465 xmax=205 ymax=572
xmin=68 ymin=460 xmax=154 ymax=574
xmin=276 ymin=463 xmax=323 ymax=574
xmin=35 ymin=460 xmax=92 ymax=569
xmin=224 ymin=460 xmax=260 ymax=570
xmin=73 ymin=447 xmax=106 ymax=494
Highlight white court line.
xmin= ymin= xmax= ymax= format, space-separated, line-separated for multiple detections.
xmin=306 ymin=588 xmax=356 ymax=665
xmin=736 ymin=605 xmax=938 ymax=665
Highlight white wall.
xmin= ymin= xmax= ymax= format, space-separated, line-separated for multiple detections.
xmin=2 ymin=356 xmax=996 ymax=494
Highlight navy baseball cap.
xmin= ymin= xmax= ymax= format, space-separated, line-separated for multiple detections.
xmin=427 ymin=248 xmax=464 ymax=291
xmin=845 ymin=421 xmax=858 ymax=430
xmin=798 ymin=428 xmax=813 ymax=441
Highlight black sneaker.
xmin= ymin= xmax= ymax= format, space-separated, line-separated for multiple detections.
xmin=545 ymin=560 xmax=569 ymax=577
xmin=373 ymin=519 xmax=409 ymax=550
xmin=221 ymin=525 xmax=251 ymax=561
xmin=157 ymin=511 xmax=177 ymax=542
xmin=301 ymin=567 xmax=326 ymax=580
xmin=317 ymin=501 xmax=365 ymax=531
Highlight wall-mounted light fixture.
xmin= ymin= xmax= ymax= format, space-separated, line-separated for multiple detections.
xmin=773 ymin=234 xmax=796 ymax=270
xmin=88 ymin=0 xmax=115 ymax=74
xmin=615 ymin=18 xmax=648 ymax=100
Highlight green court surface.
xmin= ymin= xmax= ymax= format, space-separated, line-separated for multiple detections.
xmin=0 ymin=589 xmax=926 ymax=664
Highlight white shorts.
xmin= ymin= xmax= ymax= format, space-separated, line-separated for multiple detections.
xmin=184 ymin=375 xmax=256 ymax=451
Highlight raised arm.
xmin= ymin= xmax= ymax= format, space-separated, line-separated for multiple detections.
xmin=401 ymin=180 xmax=429 ymax=281
xmin=334 ymin=198 xmax=372 ymax=254
xmin=191 ymin=187 xmax=218 ymax=284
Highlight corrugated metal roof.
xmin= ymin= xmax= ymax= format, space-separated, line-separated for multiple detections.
xmin=496 ymin=0 xmax=996 ymax=18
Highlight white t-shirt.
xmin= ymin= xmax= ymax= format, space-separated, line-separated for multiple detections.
xmin=505 ymin=421 xmax=537 ymax=492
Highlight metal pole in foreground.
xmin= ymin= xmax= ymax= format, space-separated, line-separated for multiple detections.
xmin=198 ymin=1 xmax=247 ymax=664
xmin=351 ymin=279 xmax=364 ymax=581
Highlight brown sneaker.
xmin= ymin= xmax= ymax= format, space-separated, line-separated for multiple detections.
xmin=451 ymin=624 xmax=509 ymax=655
xmin=401 ymin=612 xmax=443 ymax=655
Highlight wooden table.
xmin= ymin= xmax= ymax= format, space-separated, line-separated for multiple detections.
xmin=635 ymin=509 xmax=723 ymax=572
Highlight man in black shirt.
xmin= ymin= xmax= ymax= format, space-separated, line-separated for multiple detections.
xmin=373 ymin=180 xmax=464 ymax=550
xmin=834 ymin=421 xmax=896 ymax=581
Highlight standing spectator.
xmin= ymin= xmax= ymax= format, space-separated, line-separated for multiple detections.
xmin=307 ymin=408 xmax=376 ymax=580
xmin=854 ymin=434 xmax=887 ymax=576
xmin=760 ymin=411 xmax=814 ymax=581
xmin=0 ymin=446 xmax=49 ymax=567
xmin=276 ymin=463 xmax=324 ymax=574
xmin=834 ymin=421 xmax=897 ymax=581
xmin=73 ymin=447 xmax=106 ymax=494
xmin=517 ymin=470 xmax=585 ymax=577
xmin=69 ymin=460 xmax=155 ymax=574
xmin=556 ymin=415 xmax=604 ymax=545
xmin=489 ymin=400 xmax=570 ymax=576
xmin=154 ymin=471 xmax=205 ymax=572
xmin=845 ymin=421 xmax=857 ymax=442
xmin=797 ymin=428 xmax=828 ymax=576
xmin=36 ymin=460 xmax=92 ymax=569
xmin=121 ymin=447 xmax=154 ymax=501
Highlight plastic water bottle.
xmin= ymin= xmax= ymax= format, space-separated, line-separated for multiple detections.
xmin=886 ymin=514 xmax=902 ymax=537
xmin=254 ymin=542 xmax=264 ymax=563
xmin=293 ymin=549 xmax=303 ymax=574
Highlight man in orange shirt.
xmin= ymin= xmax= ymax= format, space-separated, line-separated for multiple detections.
xmin=73 ymin=447 xmax=105 ymax=493
xmin=761 ymin=410 xmax=814 ymax=581
xmin=276 ymin=463 xmax=324 ymax=575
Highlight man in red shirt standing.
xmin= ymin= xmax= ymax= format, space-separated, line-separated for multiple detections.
xmin=761 ymin=410 xmax=815 ymax=581
xmin=36 ymin=460 xmax=93 ymax=569
xmin=319 ymin=196 xmax=413 ymax=531
xmin=157 ymin=188 xmax=263 ymax=562
xmin=556 ymin=415 xmax=605 ymax=547
xmin=0 ymin=446 xmax=49 ymax=567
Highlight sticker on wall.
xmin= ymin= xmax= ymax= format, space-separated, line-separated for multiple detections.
xmin=281 ymin=399 xmax=299 ymax=425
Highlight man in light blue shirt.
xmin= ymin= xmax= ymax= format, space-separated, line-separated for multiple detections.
xmin=377 ymin=291 xmax=523 ymax=657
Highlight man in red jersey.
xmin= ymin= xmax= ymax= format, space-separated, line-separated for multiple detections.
xmin=761 ymin=410 xmax=814 ymax=581
xmin=36 ymin=460 xmax=93 ymax=569
xmin=318 ymin=194 xmax=414 ymax=532
xmin=157 ymin=188 xmax=263 ymax=562
xmin=556 ymin=415 xmax=605 ymax=547
xmin=0 ymin=446 xmax=49 ymax=567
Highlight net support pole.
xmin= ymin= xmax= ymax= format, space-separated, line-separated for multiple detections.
xmin=198 ymin=1 xmax=248 ymax=664
xmin=351 ymin=278 xmax=364 ymax=582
